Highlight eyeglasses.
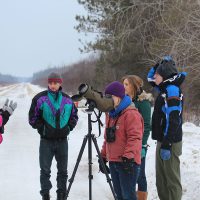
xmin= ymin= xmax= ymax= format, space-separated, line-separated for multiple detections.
xmin=105 ymin=94 xmax=112 ymax=98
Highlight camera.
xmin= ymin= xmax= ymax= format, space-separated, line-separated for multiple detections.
xmin=71 ymin=83 xmax=114 ymax=112
xmin=106 ymin=126 xmax=116 ymax=143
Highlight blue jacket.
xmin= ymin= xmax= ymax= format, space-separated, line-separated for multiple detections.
xmin=148 ymin=67 xmax=186 ymax=144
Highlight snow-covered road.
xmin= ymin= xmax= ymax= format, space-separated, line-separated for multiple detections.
xmin=0 ymin=83 xmax=199 ymax=200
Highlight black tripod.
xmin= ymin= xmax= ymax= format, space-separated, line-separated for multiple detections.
xmin=66 ymin=101 xmax=117 ymax=200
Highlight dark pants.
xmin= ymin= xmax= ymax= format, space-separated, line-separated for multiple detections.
xmin=109 ymin=162 xmax=140 ymax=200
xmin=39 ymin=138 xmax=68 ymax=196
xmin=137 ymin=157 xmax=147 ymax=191
xmin=156 ymin=141 xmax=182 ymax=200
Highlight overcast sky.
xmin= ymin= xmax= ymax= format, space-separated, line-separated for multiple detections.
xmin=0 ymin=0 xmax=92 ymax=77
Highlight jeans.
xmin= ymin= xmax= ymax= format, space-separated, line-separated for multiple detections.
xmin=39 ymin=138 xmax=68 ymax=195
xmin=137 ymin=157 xmax=147 ymax=191
xmin=109 ymin=162 xmax=140 ymax=200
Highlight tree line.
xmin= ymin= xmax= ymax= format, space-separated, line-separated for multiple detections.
xmin=31 ymin=57 xmax=96 ymax=94
xmin=75 ymin=0 xmax=200 ymax=125
xmin=0 ymin=73 xmax=19 ymax=84
xmin=32 ymin=0 xmax=200 ymax=125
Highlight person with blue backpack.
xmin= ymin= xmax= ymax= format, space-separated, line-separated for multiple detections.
xmin=29 ymin=72 xmax=78 ymax=200
xmin=147 ymin=56 xmax=187 ymax=200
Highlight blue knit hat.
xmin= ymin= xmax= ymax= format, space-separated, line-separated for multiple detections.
xmin=105 ymin=81 xmax=125 ymax=99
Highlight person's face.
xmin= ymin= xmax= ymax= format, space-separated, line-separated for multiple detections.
xmin=112 ymin=95 xmax=121 ymax=108
xmin=154 ymin=73 xmax=163 ymax=85
xmin=48 ymin=82 xmax=61 ymax=92
xmin=123 ymin=78 xmax=133 ymax=97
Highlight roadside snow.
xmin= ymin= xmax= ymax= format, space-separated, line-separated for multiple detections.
xmin=0 ymin=83 xmax=199 ymax=200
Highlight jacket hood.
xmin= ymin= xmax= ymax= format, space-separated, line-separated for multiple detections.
xmin=159 ymin=72 xmax=187 ymax=89
xmin=137 ymin=90 xmax=154 ymax=102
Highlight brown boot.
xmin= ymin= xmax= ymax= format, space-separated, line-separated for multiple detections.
xmin=137 ymin=191 xmax=148 ymax=200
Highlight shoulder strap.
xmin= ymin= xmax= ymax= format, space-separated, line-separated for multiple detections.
xmin=107 ymin=113 xmax=121 ymax=128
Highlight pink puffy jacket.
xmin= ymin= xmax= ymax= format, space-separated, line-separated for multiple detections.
xmin=0 ymin=115 xmax=3 ymax=144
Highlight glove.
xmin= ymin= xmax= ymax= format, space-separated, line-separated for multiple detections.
xmin=98 ymin=158 xmax=110 ymax=174
xmin=141 ymin=146 xmax=147 ymax=158
xmin=147 ymin=62 xmax=159 ymax=81
xmin=160 ymin=149 xmax=171 ymax=160
xmin=160 ymin=138 xmax=172 ymax=160
xmin=121 ymin=157 xmax=134 ymax=174
xmin=3 ymin=99 xmax=17 ymax=115
xmin=2 ymin=99 xmax=9 ymax=110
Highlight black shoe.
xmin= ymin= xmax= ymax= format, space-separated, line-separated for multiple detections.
xmin=42 ymin=193 xmax=50 ymax=200
xmin=57 ymin=193 xmax=66 ymax=200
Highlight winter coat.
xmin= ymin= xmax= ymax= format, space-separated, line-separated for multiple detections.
xmin=134 ymin=91 xmax=152 ymax=157
xmin=0 ymin=109 xmax=10 ymax=134
xmin=101 ymin=105 xmax=144 ymax=165
xmin=0 ymin=115 xmax=2 ymax=143
xmin=29 ymin=88 xmax=78 ymax=139
xmin=148 ymin=69 xmax=186 ymax=144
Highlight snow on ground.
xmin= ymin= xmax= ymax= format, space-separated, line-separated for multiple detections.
xmin=0 ymin=83 xmax=200 ymax=200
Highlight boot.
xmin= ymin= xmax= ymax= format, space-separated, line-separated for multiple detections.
xmin=57 ymin=192 xmax=66 ymax=200
xmin=42 ymin=193 xmax=50 ymax=200
xmin=137 ymin=191 xmax=148 ymax=200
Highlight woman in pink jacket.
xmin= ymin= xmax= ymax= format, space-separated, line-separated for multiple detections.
xmin=0 ymin=115 xmax=3 ymax=143
xmin=100 ymin=81 xmax=144 ymax=200
xmin=0 ymin=99 xmax=17 ymax=144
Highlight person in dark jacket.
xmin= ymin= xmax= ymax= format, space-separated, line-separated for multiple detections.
xmin=100 ymin=81 xmax=144 ymax=200
xmin=29 ymin=72 xmax=78 ymax=200
xmin=122 ymin=75 xmax=152 ymax=200
xmin=0 ymin=99 xmax=17 ymax=144
xmin=147 ymin=56 xmax=187 ymax=200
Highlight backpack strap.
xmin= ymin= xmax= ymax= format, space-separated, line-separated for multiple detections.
xmin=161 ymin=86 xmax=183 ymax=137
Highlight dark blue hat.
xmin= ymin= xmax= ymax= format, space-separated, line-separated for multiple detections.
xmin=156 ymin=56 xmax=178 ymax=80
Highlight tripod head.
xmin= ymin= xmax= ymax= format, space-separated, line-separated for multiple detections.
xmin=85 ymin=99 xmax=96 ymax=113
xmin=83 ymin=99 xmax=103 ymax=136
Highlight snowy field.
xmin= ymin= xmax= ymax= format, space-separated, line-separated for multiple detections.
xmin=0 ymin=83 xmax=200 ymax=200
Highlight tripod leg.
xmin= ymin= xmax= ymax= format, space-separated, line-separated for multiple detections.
xmin=66 ymin=135 xmax=88 ymax=199
xmin=88 ymin=129 xmax=93 ymax=200
xmin=91 ymin=135 xmax=118 ymax=200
